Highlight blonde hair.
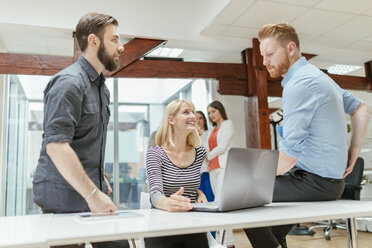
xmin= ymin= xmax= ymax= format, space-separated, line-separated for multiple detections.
xmin=258 ymin=22 xmax=300 ymax=50
xmin=156 ymin=100 xmax=200 ymax=148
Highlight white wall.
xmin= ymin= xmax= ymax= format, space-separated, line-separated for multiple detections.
xmin=149 ymin=104 xmax=164 ymax=135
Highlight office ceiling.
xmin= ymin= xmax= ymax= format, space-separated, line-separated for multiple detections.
xmin=0 ymin=0 xmax=372 ymax=76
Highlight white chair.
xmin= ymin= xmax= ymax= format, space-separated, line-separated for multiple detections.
xmin=139 ymin=192 xmax=151 ymax=248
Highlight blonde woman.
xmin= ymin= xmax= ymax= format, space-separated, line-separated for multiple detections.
xmin=145 ymin=100 xmax=209 ymax=248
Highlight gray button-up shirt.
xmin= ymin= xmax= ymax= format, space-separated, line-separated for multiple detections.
xmin=33 ymin=56 xmax=110 ymax=194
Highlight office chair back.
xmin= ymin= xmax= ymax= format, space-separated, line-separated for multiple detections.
xmin=341 ymin=157 xmax=364 ymax=200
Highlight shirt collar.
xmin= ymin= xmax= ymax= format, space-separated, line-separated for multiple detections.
xmin=77 ymin=56 xmax=106 ymax=85
xmin=281 ymin=56 xmax=308 ymax=87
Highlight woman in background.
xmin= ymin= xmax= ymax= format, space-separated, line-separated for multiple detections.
xmin=207 ymin=100 xmax=235 ymax=247
xmin=196 ymin=110 xmax=214 ymax=202
xmin=207 ymin=101 xmax=234 ymax=201
xmin=145 ymin=100 xmax=209 ymax=248
xmin=196 ymin=110 xmax=209 ymax=143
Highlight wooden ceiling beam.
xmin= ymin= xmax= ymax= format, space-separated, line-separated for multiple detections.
xmin=365 ymin=61 xmax=372 ymax=78
xmin=267 ymin=73 xmax=372 ymax=97
xmin=73 ymin=35 xmax=165 ymax=69
xmin=329 ymin=73 xmax=372 ymax=91
xmin=302 ymin=53 xmax=317 ymax=60
xmin=0 ymin=38 xmax=166 ymax=76
xmin=365 ymin=60 xmax=372 ymax=90
xmin=218 ymin=78 xmax=248 ymax=96
xmin=0 ymin=40 xmax=371 ymax=98
xmin=1 ymin=51 xmax=371 ymax=97
xmin=113 ymin=59 xmax=247 ymax=79
xmin=108 ymin=38 xmax=166 ymax=76
xmin=0 ymin=53 xmax=72 ymax=75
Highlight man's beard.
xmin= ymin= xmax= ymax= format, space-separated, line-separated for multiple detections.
xmin=97 ymin=41 xmax=119 ymax=72
xmin=267 ymin=55 xmax=290 ymax=78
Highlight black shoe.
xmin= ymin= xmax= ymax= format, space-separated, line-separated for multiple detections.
xmin=279 ymin=240 xmax=287 ymax=248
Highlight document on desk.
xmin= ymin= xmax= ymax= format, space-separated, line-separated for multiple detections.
xmin=76 ymin=210 xmax=143 ymax=221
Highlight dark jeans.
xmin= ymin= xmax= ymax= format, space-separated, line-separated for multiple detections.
xmin=33 ymin=181 xmax=129 ymax=248
xmin=244 ymin=167 xmax=345 ymax=248
xmin=145 ymin=233 xmax=209 ymax=248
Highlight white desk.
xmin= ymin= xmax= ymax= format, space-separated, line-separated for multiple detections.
xmin=0 ymin=214 xmax=52 ymax=248
xmin=1 ymin=200 xmax=372 ymax=248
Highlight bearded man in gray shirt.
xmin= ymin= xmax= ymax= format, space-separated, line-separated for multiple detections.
xmin=33 ymin=12 xmax=128 ymax=248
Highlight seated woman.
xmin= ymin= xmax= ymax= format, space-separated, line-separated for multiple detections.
xmin=145 ymin=99 xmax=209 ymax=248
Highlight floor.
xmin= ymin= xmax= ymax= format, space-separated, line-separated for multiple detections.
xmin=233 ymin=223 xmax=372 ymax=248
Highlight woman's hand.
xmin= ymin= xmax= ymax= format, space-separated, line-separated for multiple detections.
xmin=196 ymin=190 xmax=207 ymax=203
xmin=158 ymin=187 xmax=192 ymax=212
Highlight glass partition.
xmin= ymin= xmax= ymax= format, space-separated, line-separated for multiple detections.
xmin=1 ymin=75 xmax=212 ymax=215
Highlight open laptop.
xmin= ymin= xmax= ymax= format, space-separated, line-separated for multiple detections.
xmin=192 ymin=147 xmax=279 ymax=212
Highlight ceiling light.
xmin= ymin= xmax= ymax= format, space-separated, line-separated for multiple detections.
xmin=148 ymin=49 xmax=160 ymax=56
xmin=327 ymin=64 xmax=361 ymax=75
xmin=159 ymin=48 xmax=171 ymax=57
xmin=148 ymin=47 xmax=184 ymax=58
xmin=169 ymin=48 xmax=183 ymax=57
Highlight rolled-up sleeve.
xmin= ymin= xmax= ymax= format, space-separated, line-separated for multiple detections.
xmin=342 ymin=90 xmax=360 ymax=115
xmin=279 ymin=82 xmax=319 ymax=159
xmin=43 ymin=75 xmax=84 ymax=144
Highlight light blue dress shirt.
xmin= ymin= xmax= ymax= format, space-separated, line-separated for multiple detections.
xmin=277 ymin=57 xmax=360 ymax=179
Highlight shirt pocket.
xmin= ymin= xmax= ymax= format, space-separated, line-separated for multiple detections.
xmin=80 ymin=102 xmax=99 ymax=126
xmin=84 ymin=102 xmax=99 ymax=114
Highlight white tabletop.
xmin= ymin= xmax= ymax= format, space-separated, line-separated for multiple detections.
xmin=1 ymin=200 xmax=372 ymax=247
xmin=0 ymin=214 xmax=52 ymax=248
xmin=47 ymin=200 xmax=372 ymax=246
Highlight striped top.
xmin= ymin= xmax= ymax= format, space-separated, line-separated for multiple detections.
xmin=146 ymin=145 xmax=207 ymax=208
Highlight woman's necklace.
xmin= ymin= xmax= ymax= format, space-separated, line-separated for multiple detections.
xmin=167 ymin=149 xmax=188 ymax=167
xmin=180 ymin=158 xmax=186 ymax=167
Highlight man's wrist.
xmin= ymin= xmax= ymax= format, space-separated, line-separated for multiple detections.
xmin=86 ymin=188 xmax=97 ymax=201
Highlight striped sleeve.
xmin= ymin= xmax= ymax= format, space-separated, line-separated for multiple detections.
xmin=146 ymin=147 xmax=166 ymax=208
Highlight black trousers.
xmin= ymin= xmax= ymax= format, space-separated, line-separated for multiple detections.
xmin=244 ymin=167 xmax=345 ymax=248
xmin=33 ymin=181 xmax=129 ymax=248
xmin=144 ymin=233 xmax=209 ymax=248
